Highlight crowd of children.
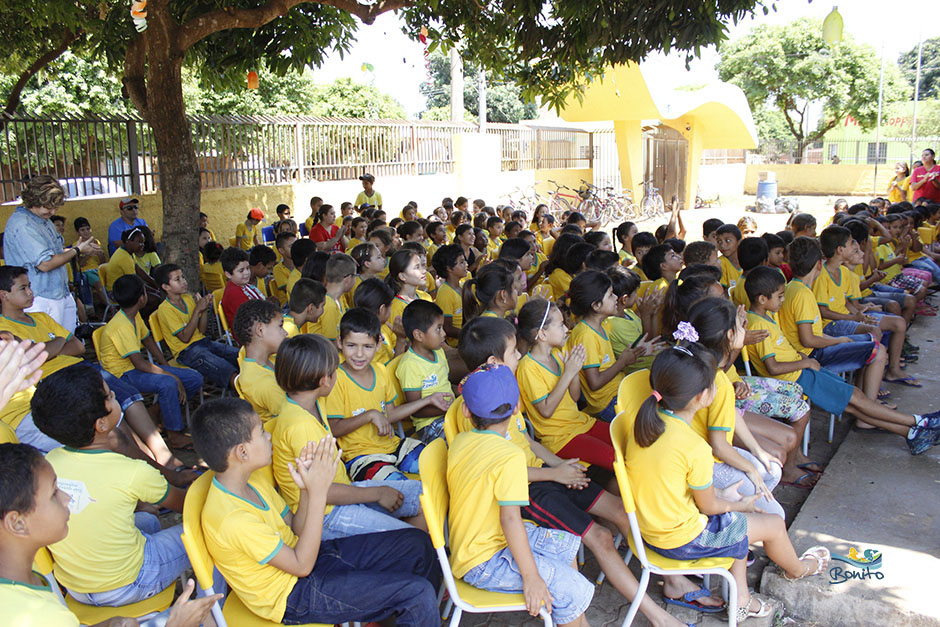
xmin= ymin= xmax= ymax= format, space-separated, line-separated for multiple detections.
xmin=3 ymin=168 xmax=940 ymax=626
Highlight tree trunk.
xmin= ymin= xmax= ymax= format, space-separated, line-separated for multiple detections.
xmin=143 ymin=11 xmax=201 ymax=288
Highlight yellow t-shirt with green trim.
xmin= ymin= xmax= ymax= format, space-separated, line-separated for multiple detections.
xmin=271 ymin=397 xmax=349 ymax=512
xmin=396 ymin=348 xmax=450 ymax=431
xmin=387 ymin=291 xmax=431 ymax=350
xmin=271 ymin=262 xmax=292 ymax=307
xmin=691 ymin=369 xmax=736 ymax=462
xmin=235 ymin=222 xmax=259 ymax=250
xmin=285 ymin=268 xmax=302 ymax=298
xmin=447 ymin=429 xmax=530 ymax=577
xmin=201 ymin=261 xmax=225 ymax=293
xmin=0 ymin=575 xmax=80 ymax=626
xmin=812 ymin=265 xmax=851 ymax=316
xmin=875 ymin=244 xmax=902 ymax=280
xmin=98 ymin=311 xmax=150 ymax=377
xmin=46 ymin=447 xmax=170 ymax=593
xmin=105 ymin=247 xmax=137 ymax=290
xmin=309 ymin=293 xmax=344 ymax=341
xmin=154 ymin=294 xmax=204 ymax=357
xmin=516 ymin=352 xmax=595 ymax=453
xmin=624 ymin=409 xmax=715 ymax=549
xmin=547 ymin=268 xmax=571 ymax=301
xmin=324 ymin=363 xmax=399 ymax=460
xmin=746 ymin=311 xmax=802 ymax=383
xmin=443 ymin=395 xmax=540 ymax=468
xmin=567 ymin=320 xmax=622 ymax=415
xmin=354 ymin=190 xmax=382 ymax=208
xmin=719 ymin=255 xmax=741 ymax=289
xmin=0 ymin=312 xmax=80 ymax=377
xmin=436 ymin=282 xmax=463 ymax=347
xmin=730 ymin=277 xmax=750 ymax=309
xmin=778 ymin=279 xmax=823 ymax=355
xmin=849 ymin=263 xmax=873 ymax=297
xmin=202 ymin=477 xmax=297 ymax=623
xmin=237 ymin=357 xmax=284 ymax=424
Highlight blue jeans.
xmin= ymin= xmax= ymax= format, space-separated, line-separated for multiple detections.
xmin=67 ymin=513 xmax=189 ymax=606
xmin=871 ymin=282 xmax=905 ymax=295
xmin=321 ymin=479 xmax=422 ymax=541
xmin=910 ymin=257 xmax=940 ymax=284
xmin=596 ymin=396 xmax=618 ymax=423
xmin=463 ymin=523 xmax=593 ymax=625
xmin=810 ymin=334 xmax=877 ymax=374
xmin=282 ymin=528 xmax=440 ymax=626
xmin=91 ymin=364 xmax=144 ymax=412
xmin=177 ymin=338 xmax=239 ymax=389
xmin=121 ymin=366 xmax=203 ymax=431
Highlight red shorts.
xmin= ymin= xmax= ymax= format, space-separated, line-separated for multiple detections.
xmin=556 ymin=420 xmax=614 ymax=471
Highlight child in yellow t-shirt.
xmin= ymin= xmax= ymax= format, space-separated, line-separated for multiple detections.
xmin=271 ymin=231 xmax=297 ymax=306
xmin=715 ymin=224 xmax=743 ymax=289
xmin=235 ymin=208 xmax=264 ymax=250
xmin=30 ymin=365 xmax=189 ymax=605
xmin=386 ymin=249 xmax=432 ymax=351
xmin=605 ymin=268 xmax=658 ymax=373
xmin=326 ymin=309 xmax=449 ymax=481
xmin=153 ymin=263 xmax=240 ymax=391
xmin=191 ymin=396 xmax=440 ymax=625
xmin=352 ymin=277 xmax=400 ymax=365
xmin=200 ymin=242 xmax=226 ymax=293
xmin=625 ymin=345 xmax=830 ymax=617
xmin=73 ymin=216 xmax=108 ymax=304
xmin=231 ymin=299 xmax=287 ymax=425
xmin=306 ymin=254 xmax=355 ymax=341
xmin=283 ymin=278 xmax=324 ymax=338
xmin=270 ymin=334 xmax=426 ymax=537
xmin=396 ymin=300 xmax=453 ymax=442
xmin=431 ymin=244 xmax=468 ymax=347
xmin=248 ymin=244 xmax=277 ymax=300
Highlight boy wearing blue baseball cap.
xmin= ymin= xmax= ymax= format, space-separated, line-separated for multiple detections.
xmin=445 ymin=364 xmax=593 ymax=626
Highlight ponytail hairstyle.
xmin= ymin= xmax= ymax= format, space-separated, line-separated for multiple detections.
xmin=635 ymin=343 xmax=717 ymax=447
xmin=462 ymin=262 xmax=516 ymax=322
xmin=545 ymin=232 xmax=582 ymax=274
xmin=614 ymin=221 xmax=637 ymax=254
xmin=686 ymin=297 xmax=738 ymax=363
xmin=350 ymin=242 xmax=379 ymax=273
xmin=567 ymin=269 xmax=612 ymax=318
xmin=660 ymin=274 xmax=722 ymax=341
xmin=385 ymin=248 xmax=421 ymax=294
xmin=517 ymin=298 xmax=558 ymax=346
xmin=316 ymin=204 xmax=334 ymax=223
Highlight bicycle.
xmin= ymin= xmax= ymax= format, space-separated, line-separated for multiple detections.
xmin=639 ymin=180 xmax=665 ymax=220
xmin=695 ymin=193 xmax=721 ymax=210
xmin=546 ymin=179 xmax=585 ymax=219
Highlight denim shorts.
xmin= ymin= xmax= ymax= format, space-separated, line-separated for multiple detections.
xmin=810 ymin=335 xmax=877 ymax=374
xmin=463 ymin=523 xmax=593 ymax=625
xmin=871 ymin=282 xmax=905 ymax=295
xmin=647 ymin=512 xmax=749 ymax=561
xmin=67 ymin=513 xmax=189 ymax=606
xmin=823 ymin=319 xmax=861 ymax=337
xmin=321 ymin=479 xmax=422 ymax=540
xmin=595 ymin=396 xmax=618 ymax=423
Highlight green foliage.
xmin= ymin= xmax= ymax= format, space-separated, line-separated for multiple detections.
xmin=419 ymin=105 xmax=476 ymax=122
xmin=752 ymin=103 xmax=791 ymax=142
xmin=306 ymin=78 xmax=406 ymax=118
xmin=717 ymin=18 xmax=909 ymax=144
xmin=897 ymin=37 xmax=940 ymax=101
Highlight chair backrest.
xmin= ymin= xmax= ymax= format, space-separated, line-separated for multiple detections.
xmin=91 ymin=326 xmax=105 ymax=360
xmin=149 ymin=311 xmax=166 ymax=344
xmin=181 ymin=471 xmax=218 ymax=591
xmin=609 ymin=414 xmax=637 ymax=516
xmin=97 ymin=263 xmax=110 ymax=291
xmin=261 ymin=225 xmax=275 ymax=244
xmin=418 ymin=438 xmax=449 ymax=550
xmin=614 ymin=369 xmax=652 ymax=422
xmin=299 ymin=223 xmax=309 ymax=237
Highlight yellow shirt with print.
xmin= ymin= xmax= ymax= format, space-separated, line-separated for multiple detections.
xmin=0 ymin=575 xmax=80 ymax=627
xmin=396 ymin=347 xmax=450 ymax=431
xmin=875 ymin=244 xmax=903 ymax=280
xmin=135 ymin=251 xmax=160 ymax=275
xmin=446 ymin=429 xmax=530 ymax=578
xmin=719 ymin=255 xmax=741 ymax=289
xmin=271 ymin=262 xmax=292 ymax=306
xmin=547 ymin=268 xmax=571 ymax=301
xmin=516 ymin=352 xmax=595 ymax=453
xmin=46 ymin=447 xmax=170 ymax=593
xmin=691 ymin=369 xmax=736 ymax=462
xmin=388 ymin=291 xmax=431 ymax=350
xmin=0 ymin=312 xmax=80 ymax=377
xmin=235 ymin=222 xmax=259 ymax=251
xmin=812 ymin=265 xmax=851 ymax=316
xmin=154 ymin=295 xmax=204 ymax=357
xmin=355 ymin=190 xmax=382 ymax=208
xmin=746 ymin=311 xmax=803 ymax=383
xmin=202 ymin=477 xmax=297 ymax=623
xmin=778 ymin=279 xmax=823 ymax=355
xmin=325 ymin=363 xmax=399 ymax=460
xmin=444 ymin=395 xmax=540 ymax=468
xmin=271 ymin=397 xmax=349 ymax=512
xmin=98 ymin=311 xmax=150 ymax=377
xmin=729 ymin=278 xmax=750 ymax=309
xmin=567 ymin=320 xmax=623 ymax=415
xmin=237 ymin=357 xmax=284 ymax=424
xmin=624 ymin=409 xmax=713 ymax=549
xmin=849 ymin=264 xmax=873 ymax=297
xmin=105 ymin=247 xmax=137 ymax=290
xmin=436 ymin=282 xmax=463 ymax=347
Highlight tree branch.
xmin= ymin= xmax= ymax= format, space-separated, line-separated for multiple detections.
xmin=178 ymin=0 xmax=412 ymax=52
xmin=122 ymin=36 xmax=149 ymax=117
xmin=2 ymin=29 xmax=80 ymax=120
xmin=806 ymin=118 xmax=839 ymax=145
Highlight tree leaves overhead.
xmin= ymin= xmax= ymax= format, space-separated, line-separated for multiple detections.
xmin=716 ymin=17 xmax=909 ymax=144
xmin=897 ymin=36 xmax=940 ymax=100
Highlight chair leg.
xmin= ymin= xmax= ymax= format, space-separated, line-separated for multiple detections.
xmin=540 ymin=606 xmax=553 ymax=626
xmin=577 ymin=544 xmax=585 ymax=567
xmin=442 ymin=597 xmax=454 ymax=620
xmin=802 ymin=423 xmax=809 ymax=457
xmin=622 ymin=567 xmax=650 ymax=627
xmin=828 ymin=413 xmax=836 ymax=443
xmin=449 ymin=606 xmax=462 ymax=626
xmin=720 ymin=570 xmax=738 ymax=627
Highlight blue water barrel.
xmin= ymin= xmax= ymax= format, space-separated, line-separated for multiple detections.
xmin=757 ymin=180 xmax=778 ymax=200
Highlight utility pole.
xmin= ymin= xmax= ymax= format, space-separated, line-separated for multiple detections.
xmin=449 ymin=46 xmax=463 ymax=123
xmin=477 ymin=69 xmax=487 ymax=133
xmin=873 ymin=40 xmax=885 ymax=194
xmin=911 ymin=34 xmax=923 ymax=163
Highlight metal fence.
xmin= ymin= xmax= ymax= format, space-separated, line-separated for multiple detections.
xmin=702 ymin=137 xmax=940 ymax=165
xmin=0 ymin=113 xmax=592 ymax=202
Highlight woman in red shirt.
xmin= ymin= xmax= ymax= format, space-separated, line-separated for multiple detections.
xmin=910 ymin=148 xmax=940 ymax=203
xmin=309 ymin=204 xmax=347 ymax=252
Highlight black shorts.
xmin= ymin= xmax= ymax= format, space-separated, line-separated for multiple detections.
xmin=521 ymin=479 xmax=605 ymax=537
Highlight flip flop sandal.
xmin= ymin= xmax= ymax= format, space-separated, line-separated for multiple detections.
xmin=877 ymin=388 xmax=892 ymax=400
xmin=885 ymin=376 xmax=922 ymax=387
xmin=780 ymin=473 xmax=817 ymax=489
xmin=783 ymin=546 xmax=830 ymax=581
xmin=880 ymin=399 xmax=899 ymax=409
xmin=746 ymin=549 xmax=756 ymax=566
xmin=797 ymin=462 xmax=825 ymax=474
xmin=735 ymin=593 xmax=772 ymax=621
xmin=664 ymin=584 xmax=725 ymax=613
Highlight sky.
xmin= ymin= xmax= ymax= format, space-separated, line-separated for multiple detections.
xmin=309 ymin=2 xmax=940 ymax=119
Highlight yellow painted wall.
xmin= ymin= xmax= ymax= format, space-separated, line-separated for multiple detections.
xmin=534 ymin=169 xmax=594 ymax=200
xmin=744 ymin=165 xmax=894 ymax=196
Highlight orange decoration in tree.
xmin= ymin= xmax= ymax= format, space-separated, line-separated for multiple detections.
xmin=247 ymin=71 xmax=259 ymax=90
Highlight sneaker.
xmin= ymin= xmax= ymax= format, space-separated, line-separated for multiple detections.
xmin=921 ymin=411 xmax=940 ymax=431
xmin=903 ymin=340 xmax=920 ymax=353
xmin=907 ymin=425 xmax=940 ymax=455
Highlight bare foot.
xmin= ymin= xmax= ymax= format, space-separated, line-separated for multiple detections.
xmin=166 ymin=431 xmax=193 ymax=450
